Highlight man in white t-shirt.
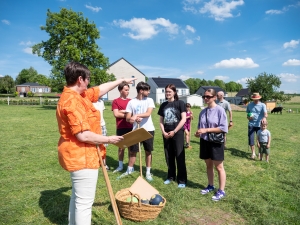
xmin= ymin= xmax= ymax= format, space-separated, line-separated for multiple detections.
xmin=117 ymin=82 xmax=155 ymax=182
xmin=93 ymin=98 xmax=109 ymax=170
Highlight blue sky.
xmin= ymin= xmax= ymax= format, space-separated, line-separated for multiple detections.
xmin=1 ymin=0 xmax=300 ymax=93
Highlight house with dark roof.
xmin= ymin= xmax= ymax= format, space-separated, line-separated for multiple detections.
xmin=105 ymin=57 xmax=146 ymax=101
xmin=147 ymin=77 xmax=190 ymax=104
xmin=16 ymin=82 xmax=51 ymax=96
xmin=235 ymin=88 xmax=250 ymax=97
xmin=195 ymin=86 xmax=227 ymax=96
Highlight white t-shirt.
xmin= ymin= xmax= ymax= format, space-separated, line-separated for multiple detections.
xmin=126 ymin=97 xmax=155 ymax=131
xmin=93 ymin=99 xmax=106 ymax=126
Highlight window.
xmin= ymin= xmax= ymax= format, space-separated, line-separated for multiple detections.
xmin=132 ymin=76 xmax=135 ymax=86
xmin=182 ymin=89 xmax=186 ymax=95
xmin=162 ymin=89 xmax=164 ymax=93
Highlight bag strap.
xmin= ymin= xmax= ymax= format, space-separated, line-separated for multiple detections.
xmin=205 ymin=108 xmax=210 ymax=135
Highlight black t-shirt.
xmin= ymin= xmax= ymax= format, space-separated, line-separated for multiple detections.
xmin=158 ymin=100 xmax=186 ymax=132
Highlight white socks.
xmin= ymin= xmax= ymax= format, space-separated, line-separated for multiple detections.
xmin=146 ymin=167 xmax=151 ymax=175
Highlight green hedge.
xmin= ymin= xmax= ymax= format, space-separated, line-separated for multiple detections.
xmin=0 ymin=99 xmax=58 ymax=106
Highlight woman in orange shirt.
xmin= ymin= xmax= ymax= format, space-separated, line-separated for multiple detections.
xmin=56 ymin=62 xmax=136 ymax=224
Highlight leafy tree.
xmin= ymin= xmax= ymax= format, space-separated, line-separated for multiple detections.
xmin=184 ymin=78 xmax=202 ymax=94
xmin=0 ymin=75 xmax=15 ymax=93
xmin=214 ymin=79 xmax=226 ymax=90
xmin=15 ymin=67 xmax=39 ymax=84
xmin=32 ymin=8 xmax=114 ymax=92
xmin=246 ymin=72 xmax=291 ymax=102
xmin=35 ymin=74 xmax=51 ymax=86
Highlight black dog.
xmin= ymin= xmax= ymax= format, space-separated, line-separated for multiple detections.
xmin=271 ymin=107 xmax=283 ymax=114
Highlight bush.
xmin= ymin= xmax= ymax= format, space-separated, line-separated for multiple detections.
xmin=27 ymin=91 xmax=34 ymax=97
xmin=14 ymin=92 xmax=19 ymax=97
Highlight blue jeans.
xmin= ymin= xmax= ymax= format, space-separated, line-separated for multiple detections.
xmin=248 ymin=126 xmax=260 ymax=146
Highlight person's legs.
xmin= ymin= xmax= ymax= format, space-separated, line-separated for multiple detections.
xmin=69 ymin=169 xmax=98 ymax=225
xmin=205 ymin=159 xmax=214 ymax=185
xmin=163 ymin=137 xmax=176 ymax=182
xmin=174 ymin=130 xmax=187 ymax=185
xmin=185 ymin=129 xmax=190 ymax=147
xmin=248 ymin=126 xmax=256 ymax=158
xmin=213 ymin=160 xmax=226 ymax=191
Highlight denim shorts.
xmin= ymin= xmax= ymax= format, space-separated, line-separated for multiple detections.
xmin=248 ymin=126 xmax=260 ymax=146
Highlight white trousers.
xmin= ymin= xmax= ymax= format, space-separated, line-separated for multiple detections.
xmin=69 ymin=169 xmax=99 ymax=225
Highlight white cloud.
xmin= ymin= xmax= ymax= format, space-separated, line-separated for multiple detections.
xmin=186 ymin=25 xmax=195 ymax=33
xmin=199 ymin=0 xmax=244 ymax=21
xmin=214 ymin=75 xmax=229 ymax=80
xmin=214 ymin=57 xmax=259 ymax=68
xmin=23 ymin=47 xmax=33 ymax=54
xmin=279 ymin=73 xmax=300 ymax=82
xmin=19 ymin=41 xmax=34 ymax=46
xmin=236 ymin=77 xmax=254 ymax=85
xmin=85 ymin=4 xmax=102 ymax=12
xmin=195 ymin=36 xmax=201 ymax=41
xmin=113 ymin=18 xmax=179 ymax=40
xmin=178 ymin=75 xmax=191 ymax=80
xmin=265 ymin=10 xmax=283 ymax=14
xmin=197 ymin=70 xmax=204 ymax=74
xmin=266 ymin=2 xmax=300 ymax=15
xmin=282 ymin=59 xmax=300 ymax=66
xmin=185 ymin=39 xmax=193 ymax=45
xmin=1 ymin=19 xmax=10 ymax=25
xmin=0 ymin=74 xmax=3 ymax=77
xmin=283 ymin=39 xmax=299 ymax=49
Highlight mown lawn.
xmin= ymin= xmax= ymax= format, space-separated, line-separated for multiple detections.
xmin=0 ymin=105 xmax=299 ymax=225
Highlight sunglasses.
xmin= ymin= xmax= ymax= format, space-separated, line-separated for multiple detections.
xmin=202 ymin=95 xmax=214 ymax=99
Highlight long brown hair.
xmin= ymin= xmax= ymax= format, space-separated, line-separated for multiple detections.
xmin=165 ymin=84 xmax=179 ymax=101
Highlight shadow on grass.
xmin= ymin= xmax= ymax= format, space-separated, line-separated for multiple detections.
xmin=39 ymin=105 xmax=57 ymax=110
xmin=39 ymin=187 xmax=71 ymax=225
xmin=226 ymin=147 xmax=250 ymax=159
xmin=105 ymin=154 xmax=202 ymax=189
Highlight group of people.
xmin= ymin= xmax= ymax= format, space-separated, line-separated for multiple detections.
xmin=56 ymin=61 xmax=271 ymax=224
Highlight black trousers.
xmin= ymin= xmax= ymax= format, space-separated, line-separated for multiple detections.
xmin=163 ymin=130 xmax=187 ymax=184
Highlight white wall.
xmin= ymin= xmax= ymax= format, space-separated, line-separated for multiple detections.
xmin=106 ymin=59 xmax=145 ymax=100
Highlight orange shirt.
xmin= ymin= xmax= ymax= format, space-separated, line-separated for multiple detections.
xmin=56 ymin=86 xmax=106 ymax=172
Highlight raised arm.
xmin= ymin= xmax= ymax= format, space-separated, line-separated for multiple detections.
xmin=98 ymin=78 xmax=137 ymax=97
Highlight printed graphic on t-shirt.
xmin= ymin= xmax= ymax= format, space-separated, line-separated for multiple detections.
xmin=164 ymin=107 xmax=178 ymax=124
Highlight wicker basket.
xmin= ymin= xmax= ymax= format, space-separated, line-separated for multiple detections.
xmin=115 ymin=188 xmax=166 ymax=222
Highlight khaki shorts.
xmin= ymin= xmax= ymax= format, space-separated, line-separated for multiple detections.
xmin=259 ymin=142 xmax=270 ymax=155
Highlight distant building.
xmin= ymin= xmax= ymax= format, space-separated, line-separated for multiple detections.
xmin=179 ymin=94 xmax=203 ymax=107
xmin=235 ymin=88 xmax=250 ymax=98
xmin=195 ymin=86 xmax=227 ymax=96
xmin=147 ymin=77 xmax=190 ymax=104
xmin=16 ymin=83 xmax=51 ymax=94
xmin=105 ymin=57 xmax=146 ymax=101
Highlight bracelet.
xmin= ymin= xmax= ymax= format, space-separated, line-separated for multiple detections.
xmin=230 ymin=121 xmax=233 ymax=122
xmin=107 ymin=136 xmax=111 ymax=143
xmin=173 ymin=130 xmax=176 ymax=134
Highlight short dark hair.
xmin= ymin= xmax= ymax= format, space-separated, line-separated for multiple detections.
xmin=64 ymin=62 xmax=90 ymax=86
xmin=186 ymin=103 xmax=191 ymax=108
xmin=136 ymin=81 xmax=150 ymax=93
xmin=118 ymin=81 xmax=130 ymax=91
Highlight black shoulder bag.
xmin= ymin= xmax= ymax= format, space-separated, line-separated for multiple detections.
xmin=206 ymin=109 xmax=225 ymax=144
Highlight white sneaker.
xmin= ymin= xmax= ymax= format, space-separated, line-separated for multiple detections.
xmin=113 ymin=166 xmax=123 ymax=173
xmin=146 ymin=173 xmax=153 ymax=182
xmin=117 ymin=169 xmax=134 ymax=180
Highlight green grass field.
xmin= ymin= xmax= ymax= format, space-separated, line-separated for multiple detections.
xmin=0 ymin=105 xmax=300 ymax=225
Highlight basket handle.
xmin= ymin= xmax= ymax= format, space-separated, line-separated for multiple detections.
xmin=130 ymin=192 xmax=142 ymax=206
